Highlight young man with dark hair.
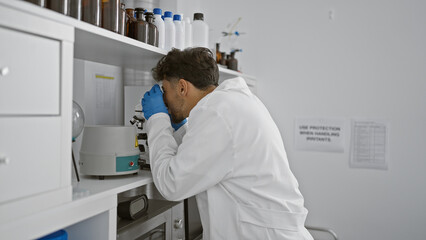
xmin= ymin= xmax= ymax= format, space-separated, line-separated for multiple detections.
xmin=141 ymin=47 xmax=313 ymax=240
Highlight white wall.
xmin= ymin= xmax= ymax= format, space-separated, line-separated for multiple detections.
xmin=183 ymin=1 xmax=426 ymax=239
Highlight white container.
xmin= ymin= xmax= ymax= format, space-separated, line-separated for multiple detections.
xmin=173 ymin=14 xmax=184 ymax=50
xmin=153 ymin=8 xmax=165 ymax=49
xmin=184 ymin=17 xmax=192 ymax=48
xmin=80 ymin=125 xmax=140 ymax=177
xmin=163 ymin=11 xmax=175 ymax=51
xmin=192 ymin=13 xmax=208 ymax=48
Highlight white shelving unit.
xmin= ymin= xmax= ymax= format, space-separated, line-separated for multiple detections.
xmin=0 ymin=1 xmax=257 ymax=239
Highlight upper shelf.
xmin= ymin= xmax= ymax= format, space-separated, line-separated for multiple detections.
xmin=4 ymin=0 xmax=255 ymax=77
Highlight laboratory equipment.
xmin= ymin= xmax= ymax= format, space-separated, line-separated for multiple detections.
xmin=79 ymin=125 xmax=140 ymax=179
xmin=72 ymin=101 xmax=85 ymax=182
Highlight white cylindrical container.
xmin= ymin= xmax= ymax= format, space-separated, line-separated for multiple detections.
xmin=173 ymin=14 xmax=184 ymax=50
xmin=163 ymin=11 xmax=176 ymax=51
xmin=153 ymin=8 xmax=165 ymax=49
xmin=192 ymin=13 xmax=208 ymax=48
xmin=184 ymin=17 xmax=192 ymax=48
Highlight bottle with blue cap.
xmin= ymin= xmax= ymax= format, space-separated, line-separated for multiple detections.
xmin=153 ymin=8 xmax=165 ymax=49
xmin=173 ymin=14 xmax=185 ymax=50
xmin=163 ymin=11 xmax=176 ymax=51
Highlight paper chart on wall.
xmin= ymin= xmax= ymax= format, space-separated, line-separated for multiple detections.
xmin=350 ymin=120 xmax=389 ymax=170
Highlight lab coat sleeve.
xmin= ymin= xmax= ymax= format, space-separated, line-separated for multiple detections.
xmin=146 ymin=107 xmax=234 ymax=201
xmin=172 ymin=122 xmax=187 ymax=146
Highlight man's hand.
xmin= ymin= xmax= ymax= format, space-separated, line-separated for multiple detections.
xmin=171 ymin=118 xmax=187 ymax=131
xmin=142 ymin=84 xmax=168 ymax=120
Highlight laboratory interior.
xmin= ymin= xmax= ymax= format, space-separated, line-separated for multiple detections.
xmin=1 ymin=0 xmax=425 ymax=240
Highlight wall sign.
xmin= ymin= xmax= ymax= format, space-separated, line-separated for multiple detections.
xmin=295 ymin=118 xmax=345 ymax=153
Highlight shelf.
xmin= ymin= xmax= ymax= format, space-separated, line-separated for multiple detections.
xmin=72 ymin=170 xmax=153 ymax=201
xmin=0 ymin=170 xmax=153 ymax=239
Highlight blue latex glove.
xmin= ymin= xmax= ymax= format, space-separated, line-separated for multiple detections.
xmin=141 ymin=84 xmax=168 ymax=120
xmin=171 ymin=118 xmax=187 ymax=131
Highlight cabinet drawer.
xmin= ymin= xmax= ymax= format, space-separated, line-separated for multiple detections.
xmin=0 ymin=117 xmax=62 ymax=203
xmin=0 ymin=26 xmax=60 ymax=115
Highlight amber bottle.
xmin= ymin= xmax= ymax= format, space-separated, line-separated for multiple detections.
xmin=125 ymin=8 xmax=136 ymax=38
xmin=133 ymin=8 xmax=148 ymax=43
xmin=144 ymin=12 xmax=159 ymax=47
xmin=227 ymin=51 xmax=238 ymax=71
xmin=216 ymin=43 xmax=221 ymax=64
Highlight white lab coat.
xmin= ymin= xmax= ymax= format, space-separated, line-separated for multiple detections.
xmin=146 ymin=77 xmax=313 ymax=240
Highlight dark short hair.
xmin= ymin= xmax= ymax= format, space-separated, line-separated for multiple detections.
xmin=152 ymin=47 xmax=219 ymax=90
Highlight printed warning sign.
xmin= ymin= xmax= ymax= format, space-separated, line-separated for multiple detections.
xmin=295 ymin=118 xmax=345 ymax=153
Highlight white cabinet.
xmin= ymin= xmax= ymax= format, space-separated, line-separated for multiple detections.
xmin=0 ymin=0 xmax=73 ymax=229
xmin=0 ymin=27 xmax=60 ymax=115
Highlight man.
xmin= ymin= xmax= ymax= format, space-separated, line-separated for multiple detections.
xmin=142 ymin=47 xmax=313 ymax=240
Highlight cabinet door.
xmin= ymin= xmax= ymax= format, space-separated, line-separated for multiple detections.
xmin=0 ymin=26 xmax=60 ymax=115
xmin=0 ymin=117 xmax=62 ymax=203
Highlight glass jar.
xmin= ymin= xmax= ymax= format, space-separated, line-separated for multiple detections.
xmin=132 ymin=8 xmax=148 ymax=43
xmin=144 ymin=12 xmax=158 ymax=47
xmin=102 ymin=0 xmax=120 ymax=33
xmin=82 ymin=0 xmax=101 ymax=27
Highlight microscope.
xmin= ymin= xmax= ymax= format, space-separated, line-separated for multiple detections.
xmin=129 ymin=103 xmax=150 ymax=169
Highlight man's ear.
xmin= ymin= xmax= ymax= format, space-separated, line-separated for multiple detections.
xmin=178 ymin=79 xmax=188 ymax=96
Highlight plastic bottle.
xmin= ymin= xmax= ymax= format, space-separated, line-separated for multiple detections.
xmin=145 ymin=12 xmax=159 ymax=47
xmin=153 ymin=8 xmax=165 ymax=49
xmin=163 ymin=11 xmax=176 ymax=51
xmin=192 ymin=13 xmax=208 ymax=48
xmin=173 ymin=14 xmax=184 ymax=50
xmin=184 ymin=17 xmax=192 ymax=48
